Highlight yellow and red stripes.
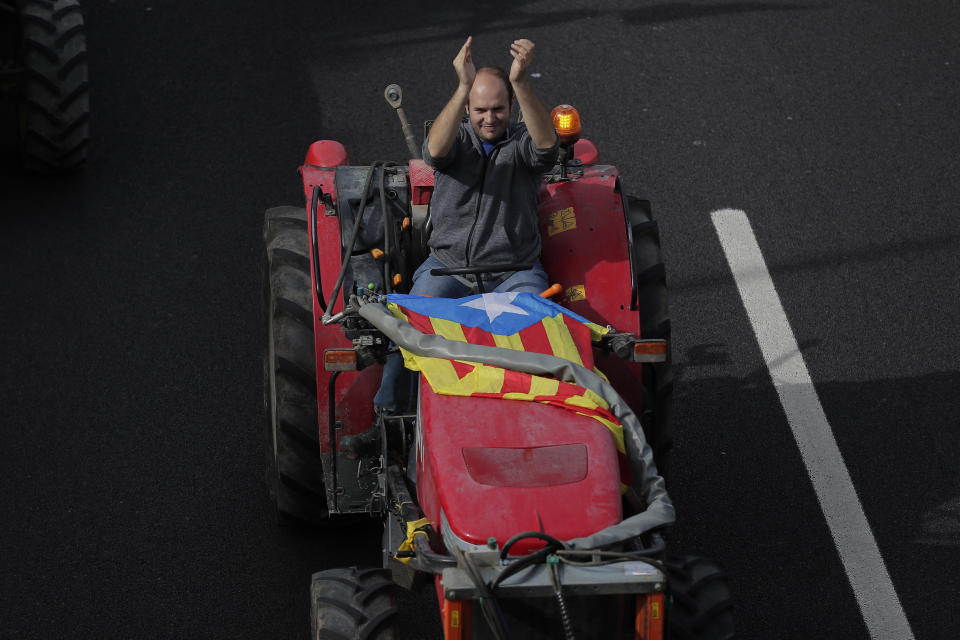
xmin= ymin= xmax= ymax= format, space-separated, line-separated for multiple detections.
xmin=394 ymin=303 xmax=599 ymax=368
xmin=386 ymin=299 xmax=630 ymax=486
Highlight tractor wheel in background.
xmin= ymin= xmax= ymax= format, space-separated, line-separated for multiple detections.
xmin=310 ymin=567 xmax=398 ymax=640
xmin=665 ymin=556 xmax=736 ymax=640
xmin=17 ymin=0 xmax=89 ymax=172
xmin=263 ymin=206 xmax=327 ymax=525
xmin=626 ymin=195 xmax=674 ymax=476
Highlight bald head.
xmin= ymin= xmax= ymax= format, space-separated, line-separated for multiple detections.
xmin=473 ymin=66 xmax=513 ymax=102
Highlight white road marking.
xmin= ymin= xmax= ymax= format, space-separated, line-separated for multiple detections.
xmin=711 ymin=209 xmax=914 ymax=640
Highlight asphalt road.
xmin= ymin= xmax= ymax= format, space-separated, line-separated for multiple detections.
xmin=2 ymin=1 xmax=959 ymax=638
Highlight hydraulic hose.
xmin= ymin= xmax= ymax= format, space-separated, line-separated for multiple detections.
xmin=499 ymin=531 xmax=567 ymax=561
xmin=309 ymin=185 xmax=328 ymax=312
xmin=323 ymin=162 xmax=382 ymax=322
xmin=487 ymin=531 xmax=571 ymax=639
xmin=549 ymin=558 xmax=576 ymax=640
xmin=491 ymin=532 xmax=567 ymax=593
xmin=454 ymin=548 xmax=510 ymax=640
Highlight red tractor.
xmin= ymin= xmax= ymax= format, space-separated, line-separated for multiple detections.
xmin=262 ymin=86 xmax=733 ymax=639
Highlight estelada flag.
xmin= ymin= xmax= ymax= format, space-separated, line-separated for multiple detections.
xmin=385 ymin=292 xmax=626 ymax=457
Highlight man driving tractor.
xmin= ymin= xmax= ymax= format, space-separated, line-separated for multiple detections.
xmin=341 ymin=36 xmax=560 ymax=455
xmin=410 ymin=36 xmax=559 ymax=296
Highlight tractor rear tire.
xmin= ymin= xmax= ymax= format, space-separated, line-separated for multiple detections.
xmin=17 ymin=0 xmax=90 ymax=173
xmin=626 ymin=195 xmax=674 ymax=476
xmin=666 ymin=556 xmax=736 ymax=640
xmin=263 ymin=206 xmax=327 ymax=525
xmin=310 ymin=567 xmax=398 ymax=640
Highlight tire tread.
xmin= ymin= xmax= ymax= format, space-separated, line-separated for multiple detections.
xmin=666 ymin=556 xmax=736 ymax=640
xmin=626 ymin=194 xmax=674 ymax=475
xmin=17 ymin=0 xmax=90 ymax=173
xmin=311 ymin=568 xmax=398 ymax=640
xmin=263 ymin=206 xmax=327 ymax=525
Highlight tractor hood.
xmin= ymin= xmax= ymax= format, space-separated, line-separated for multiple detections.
xmin=418 ymin=386 xmax=623 ymax=555
xmin=358 ymin=298 xmax=674 ymax=550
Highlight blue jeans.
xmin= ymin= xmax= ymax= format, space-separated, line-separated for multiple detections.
xmin=373 ymin=255 xmax=549 ymax=412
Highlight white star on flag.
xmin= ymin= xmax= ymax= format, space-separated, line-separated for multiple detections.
xmin=461 ymin=292 xmax=529 ymax=323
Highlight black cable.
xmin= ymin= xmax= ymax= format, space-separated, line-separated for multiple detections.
xmin=490 ymin=545 xmax=554 ymax=593
xmin=454 ymin=548 xmax=509 ymax=640
xmin=324 ymin=162 xmax=381 ymax=317
xmin=309 ymin=185 xmax=328 ymax=312
xmin=499 ymin=531 xmax=567 ymax=561
xmin=491 ymin=530 xmax=567 ymax=594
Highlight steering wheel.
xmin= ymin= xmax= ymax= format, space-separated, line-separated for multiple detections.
xmin=429 ymin=262 xmax=534 ymax=294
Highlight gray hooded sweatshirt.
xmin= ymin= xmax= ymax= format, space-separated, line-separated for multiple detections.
xmin=423 ymin=121 xmax=559 ymax=270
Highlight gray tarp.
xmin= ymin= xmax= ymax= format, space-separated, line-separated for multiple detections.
xmin=357 ymin=298 xmax=675 ymax=549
